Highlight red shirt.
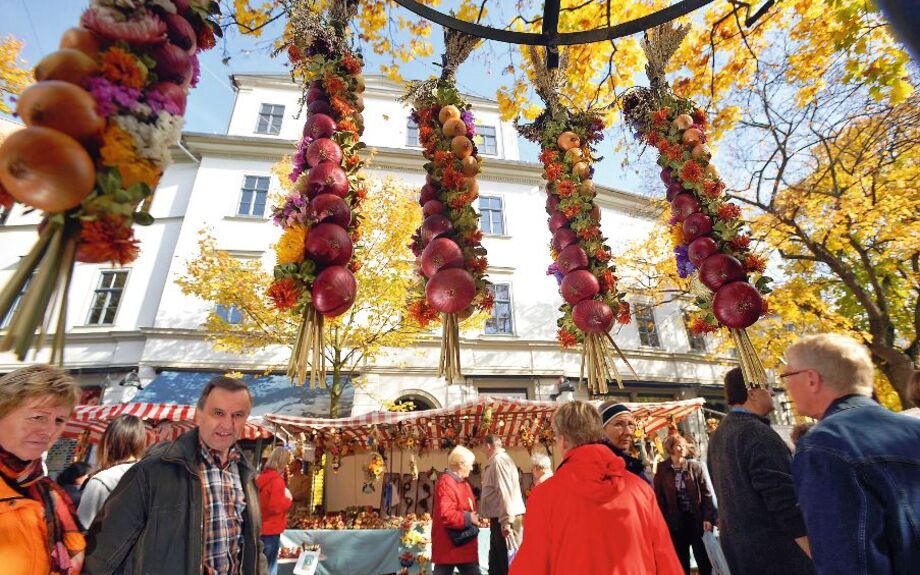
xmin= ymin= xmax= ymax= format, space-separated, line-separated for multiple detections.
xmin=431 ymin=470 xmax=478 ymax=565
xmin=510 ymin=444 xmax=683 ymax=575
xmin=256 ymin=468 xmax=292 ymax=535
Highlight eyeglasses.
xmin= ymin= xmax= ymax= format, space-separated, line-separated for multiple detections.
xmin=610 ymin=421 xmax=638 ymax=430
xmin=779 ymin=368 xmax=811 ymax=379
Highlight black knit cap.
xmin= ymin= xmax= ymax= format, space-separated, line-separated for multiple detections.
xmin=601 ymin=403 xmax=631 ymax=426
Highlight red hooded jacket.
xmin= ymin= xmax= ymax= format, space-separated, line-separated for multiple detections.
xmin=510 ymin=443 xmax=683 ymax=575
xmin=431 ymin=470 xmax=479 ymax=565
xmin=256 ymin=468 xmax=293 ymax=536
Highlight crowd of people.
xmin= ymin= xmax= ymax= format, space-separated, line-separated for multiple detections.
xmin=0 ymin=333 xmax=918 ymax=575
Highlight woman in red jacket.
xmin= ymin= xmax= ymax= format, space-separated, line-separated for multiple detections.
xmin=257 ymin=447 xmax=294 ymax=575
xmin=511 ymin=401 xmax=683 ymax=575
xmin=431 ymin=445 xmax=480 ymax=575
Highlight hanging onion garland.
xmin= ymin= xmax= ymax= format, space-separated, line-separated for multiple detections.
xmin=269 ymin=1 xmax=366 ymax=387
xmin=621 ymin=23 xmax=771 ymax=387
xmin=0 ymin=0 xmax=221 ymax=362
xmin=519 ymin=48 xmax=634 ymax=395
xmin=402 ymin=30 xmax=491 ymax=385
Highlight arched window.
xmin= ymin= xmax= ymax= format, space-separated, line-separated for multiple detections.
xmin=393 ymin=393 xmax=438 ymax=412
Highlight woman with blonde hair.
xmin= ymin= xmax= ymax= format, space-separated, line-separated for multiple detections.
xmin=0 ymin=364 xmax=84 ymax=574
xmin=77 ymin=414 xmax=146 ymax=529
xmin=257 ymin=446 xmax=294 ymax=575
xmin=431 ymin=445 xmax=480 ymax=575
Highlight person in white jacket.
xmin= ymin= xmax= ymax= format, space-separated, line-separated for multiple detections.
xmin=78 ymin=414 xmax=146 ymax=529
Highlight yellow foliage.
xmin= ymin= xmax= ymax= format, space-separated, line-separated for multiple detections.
xmin=0 ymin=36 xmax=30 ymax=115
xmin=176 ymin=176 xmax=427 ymax=378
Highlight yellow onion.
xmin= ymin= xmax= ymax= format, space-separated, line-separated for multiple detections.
xmin=673 ymin=114 xmax=694 ymax=130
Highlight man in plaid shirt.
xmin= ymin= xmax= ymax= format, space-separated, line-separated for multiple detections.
xmin=84 ymin=377 xmax=268 ymax=575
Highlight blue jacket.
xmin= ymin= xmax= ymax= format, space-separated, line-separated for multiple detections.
xmin=792 ymin=395 xmax=920 ymax=575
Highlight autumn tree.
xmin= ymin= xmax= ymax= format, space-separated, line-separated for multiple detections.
xmin=0 ymin=35 xmax=29 ymax=115
xmin=177 ymin=176 xmax=426 ymax=417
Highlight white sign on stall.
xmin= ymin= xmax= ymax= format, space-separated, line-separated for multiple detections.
xmin=293 ymin=549 xmax=321 ymax=575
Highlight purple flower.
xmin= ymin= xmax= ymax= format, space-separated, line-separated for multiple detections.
xmin=190 ymin=53 xmax=201 ymax=88
xmin=546 ymin=262 xmax=564 ymax=286
xmin=146 ymin=89 xmax=181 ymax=115
xmin=674 ymin=245 xmax=696 ymax=278
xmin=460 ymin=109 xmax=476 ymax=137
xmin=408 ymin=110 xmax=420 ymax=124
xmin=289 ymin=137 xmax=311 ymax=183
xmin=85 ymin=77 xmax=142 ymax=117
xmin=272 ymin=192 xmax=311 ymax=228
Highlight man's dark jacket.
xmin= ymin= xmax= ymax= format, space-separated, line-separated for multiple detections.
xmin=793 ymin=395 xmax=920 ymax=575
xmin=83 ymin=428 xmax=268 ymax=575
xmin=707 ymin=410 xmax=814 ymax=575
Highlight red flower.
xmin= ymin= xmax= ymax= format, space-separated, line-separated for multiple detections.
xmin=717 ymin=203 xmax=741 ymax=221
xmin=578 ymin=226 xmax=600 ymax=241
xmin=408 ymin=298 xmax=440 ymax=327
xmin=544 ymin=162 xmax=564 ymax=182
xmin=341 ymin=53 xmax=362 ymax=75
xmin=468 ymin=256 xmax=488 ymax=274
xmin=651 ymin=107 xmax=671 ymax=127
xmin=441 ymin=166 xmax=464 ymax=190
xmin=692 ymin=108 xmax=708 ymax=127
xmin=464 ymin=229 xmax=483 ymax=244
xmin=557 ymin=328 xmax=578 ymax=348
xmin=760 ymin=298 xmax=770 ymax=316
xmin=594 ymin=248 xmax=610 ymax=262
xmin=663 ymin=142 xmax=684 ymax=162
xmin=616 ymin=300 xmax=631 ymax=324
xmin=348 ymin=260 xmax=363 ymax=273
xmin=689 ymin=317 xmax=719 ymax=334
xmin=731 ymin=234 xmax=751 ymax=250
xmin=479 ymin=290 xmax=495 ymax=312
xmin=645 ymin=132 xmax=661 ymax=148
xmin=287 ymin=44 xmax=304 ymax=63
xmin=744 ymin=254 xmax=767 ymax=273
xmin=703 ymin=179 xmax=725 ymax=198
xmin=602 ymin=270 xmax=617 ymax=292
xmin=77 ymin=217 xmax=140 ymax=265
xmin=539 ymin=148 xmax=559 ymax=165
xmin=267 ymin=278 xmax=303 ymax=311
xmin=558 ymin=179 xmax=577 ymax=198
xmin=561 ymin=203 xmax=581 ymax=219
xmin=434 ymin=151 xmax=452 ymax=170
xmin=679 ymin=160 xmax=704 ymax=183
xmin=197 ymin=24 xmax=216 ymax=51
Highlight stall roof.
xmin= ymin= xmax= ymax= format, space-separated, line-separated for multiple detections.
xmin=131 ymin=370 xmax=354 ymax=418
xmin=65 ymin=402 xmax=271 ymax=444
xmin=264 ymin=396 xmax=705 ymax=449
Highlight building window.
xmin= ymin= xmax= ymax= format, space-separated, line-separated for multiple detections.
xmin=1 ymin=275 xmax=31 ymax=329
xmin=478 ymin=387 xmax=528 ymax=400
xmin=634 ymin=304 xmax=660 ymax=348
xmin=255 ymin=103 xmax=284 ymax=135
xmin=407 ymin=119 xmax=420 ymax=147
xmin=86 ymin=270 xmax=128 ymax=325
xmin=479 ymin=196 xmax=505 ymax=235
xmin=474 ymin=125 xmax=498 ymax=155
xmin=215 ymin=304 xmax=244 ymax=325
xmin=485 ymin=283 xmax=513 ymax=334
xmin=237 ymin=175 xmax=270 ymax=217
xmin=684 ymin=313 xmax=707 ymax=352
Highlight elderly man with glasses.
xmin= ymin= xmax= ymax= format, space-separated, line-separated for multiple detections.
xmin=784 ymin=334 xmax=920 ymax=575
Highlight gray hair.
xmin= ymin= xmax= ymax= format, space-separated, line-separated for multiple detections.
xmin=530 ymin=452 xmax=552 ymax=470
xmin=785 ymin=334 xmax=874 ymax=396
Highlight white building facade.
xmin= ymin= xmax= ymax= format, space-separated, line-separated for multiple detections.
xmin=1 ymin=75 xmax=772 ymax=427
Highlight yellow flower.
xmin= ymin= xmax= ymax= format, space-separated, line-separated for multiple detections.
xmin=276 ymin=225 xmax=307 ymax=265
xmin=99 ymin=125 xmax=160 ymax=188
xmin=670 ymin=223 xmax=685 ymax=246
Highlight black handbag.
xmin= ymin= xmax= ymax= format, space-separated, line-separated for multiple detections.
xmin=448 ymin=523 xmax=480 ymax=546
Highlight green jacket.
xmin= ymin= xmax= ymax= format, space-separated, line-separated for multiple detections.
xmin=84 ymin=428 xmax=268 ymax=575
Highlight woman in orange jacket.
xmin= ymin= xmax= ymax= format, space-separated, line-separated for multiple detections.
xmin=0 ymin=365 xmax=85 ymax=575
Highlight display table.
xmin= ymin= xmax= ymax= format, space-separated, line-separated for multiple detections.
xmin=279 ymin=529 xmax=402 ymax=575
xmin=278 ymin=528 xmax=492 ymax=574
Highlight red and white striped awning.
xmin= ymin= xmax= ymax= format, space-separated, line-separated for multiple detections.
xmin=64 ymin=402 xmax=272 ymax=444
xmin=263 ymin=396 xmax=704 ymax=450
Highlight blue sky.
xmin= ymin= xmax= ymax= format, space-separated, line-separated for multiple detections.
xmin=1 ymin=0 xmax=649 ymax=192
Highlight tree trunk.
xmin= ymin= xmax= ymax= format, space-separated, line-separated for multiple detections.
xmin=870 ymin=343 xmax=916 ymax=408
xmin=329 ymin=345 xmax=343 ymax=418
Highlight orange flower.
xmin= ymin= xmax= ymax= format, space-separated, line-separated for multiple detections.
xmin=545 ymin=163 xmax=564 ymax=182
xmin=479 ymin=290 xmax=495 ymax=312
xmin=760 ymin=298 xmax=770 ymax=317
xmin=267 ymin=278 xmax=303 ymax=311
xmin=442 ymin=166 xmax=465 ymax=190
xmin=464 ymin=229 xmax=483 ymax=244
xmin=692 ymin=108 xmax=708 ymax=126
xmin=557 ymin=328 xmax=578 ymax=348
xmin=469 ymin=256 xmax=488 ymax=274
xmin=539 ymin=148 xmax=559 ymax=165
xmin=651 ymin=107 xmax=670 ymax=126
xmin=679 ymin=160 xmax=704 ymax=183
xmin=718 ymin=203 xmax=741 ymax=221
xmin=341 ymin=53 xmax=362 ymax=75
xmin=616 ymin=300 xmax=631 ymax=324
xmin=100 ymin=46 xmax=148 ymax=90
xmin=77 ymin=217 xmax=140 ymax=265
xmin=561 ymin=203 xmax=581 ymax=219
xmin=330 ymin=96 xmax=355 ymax=118
xmin=287 ymin=44 xmax=304 ymax=63
xmin=690 ymin=317 xmax=719 ymax=334
xmin=731 ymin=234 xmax=751 ymax=250
xmin=434 ymin=151 xmax=452 ymax=170
xmin=594 ymin=248 xmax=610 ymax=262
xmin=198 ymin=24 xmax=216 ymax=51
xmin=663 ymin=142 xmax=684 ymax=162
xmin=338 ymin=119 xmax=357 ymax=133
xmin=577 ymin=226 xmax=600 ymax=240
xmin=558 ymin=179 xmax=577 ymax=198
xmin=646 ymin=132 xmax=661 ymax=147
xmin=324 ymin=74 xmax=347 ymax=95
xmin=744 ymin=254 xmax=767 ymax=273
xmin=703 ymin=179 xmax=725 ymax=198
xmin=408 ymin=298 xmax=440 ymax=328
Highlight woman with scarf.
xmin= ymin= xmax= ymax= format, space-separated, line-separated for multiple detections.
xmin=0 ymin=364 xmax=84 ymax=574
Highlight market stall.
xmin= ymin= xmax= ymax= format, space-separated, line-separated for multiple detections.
xmin=64 ymin=401 xmax=272 ymax=447
xmin=264 ymin=396 xmax=705 ymax=575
